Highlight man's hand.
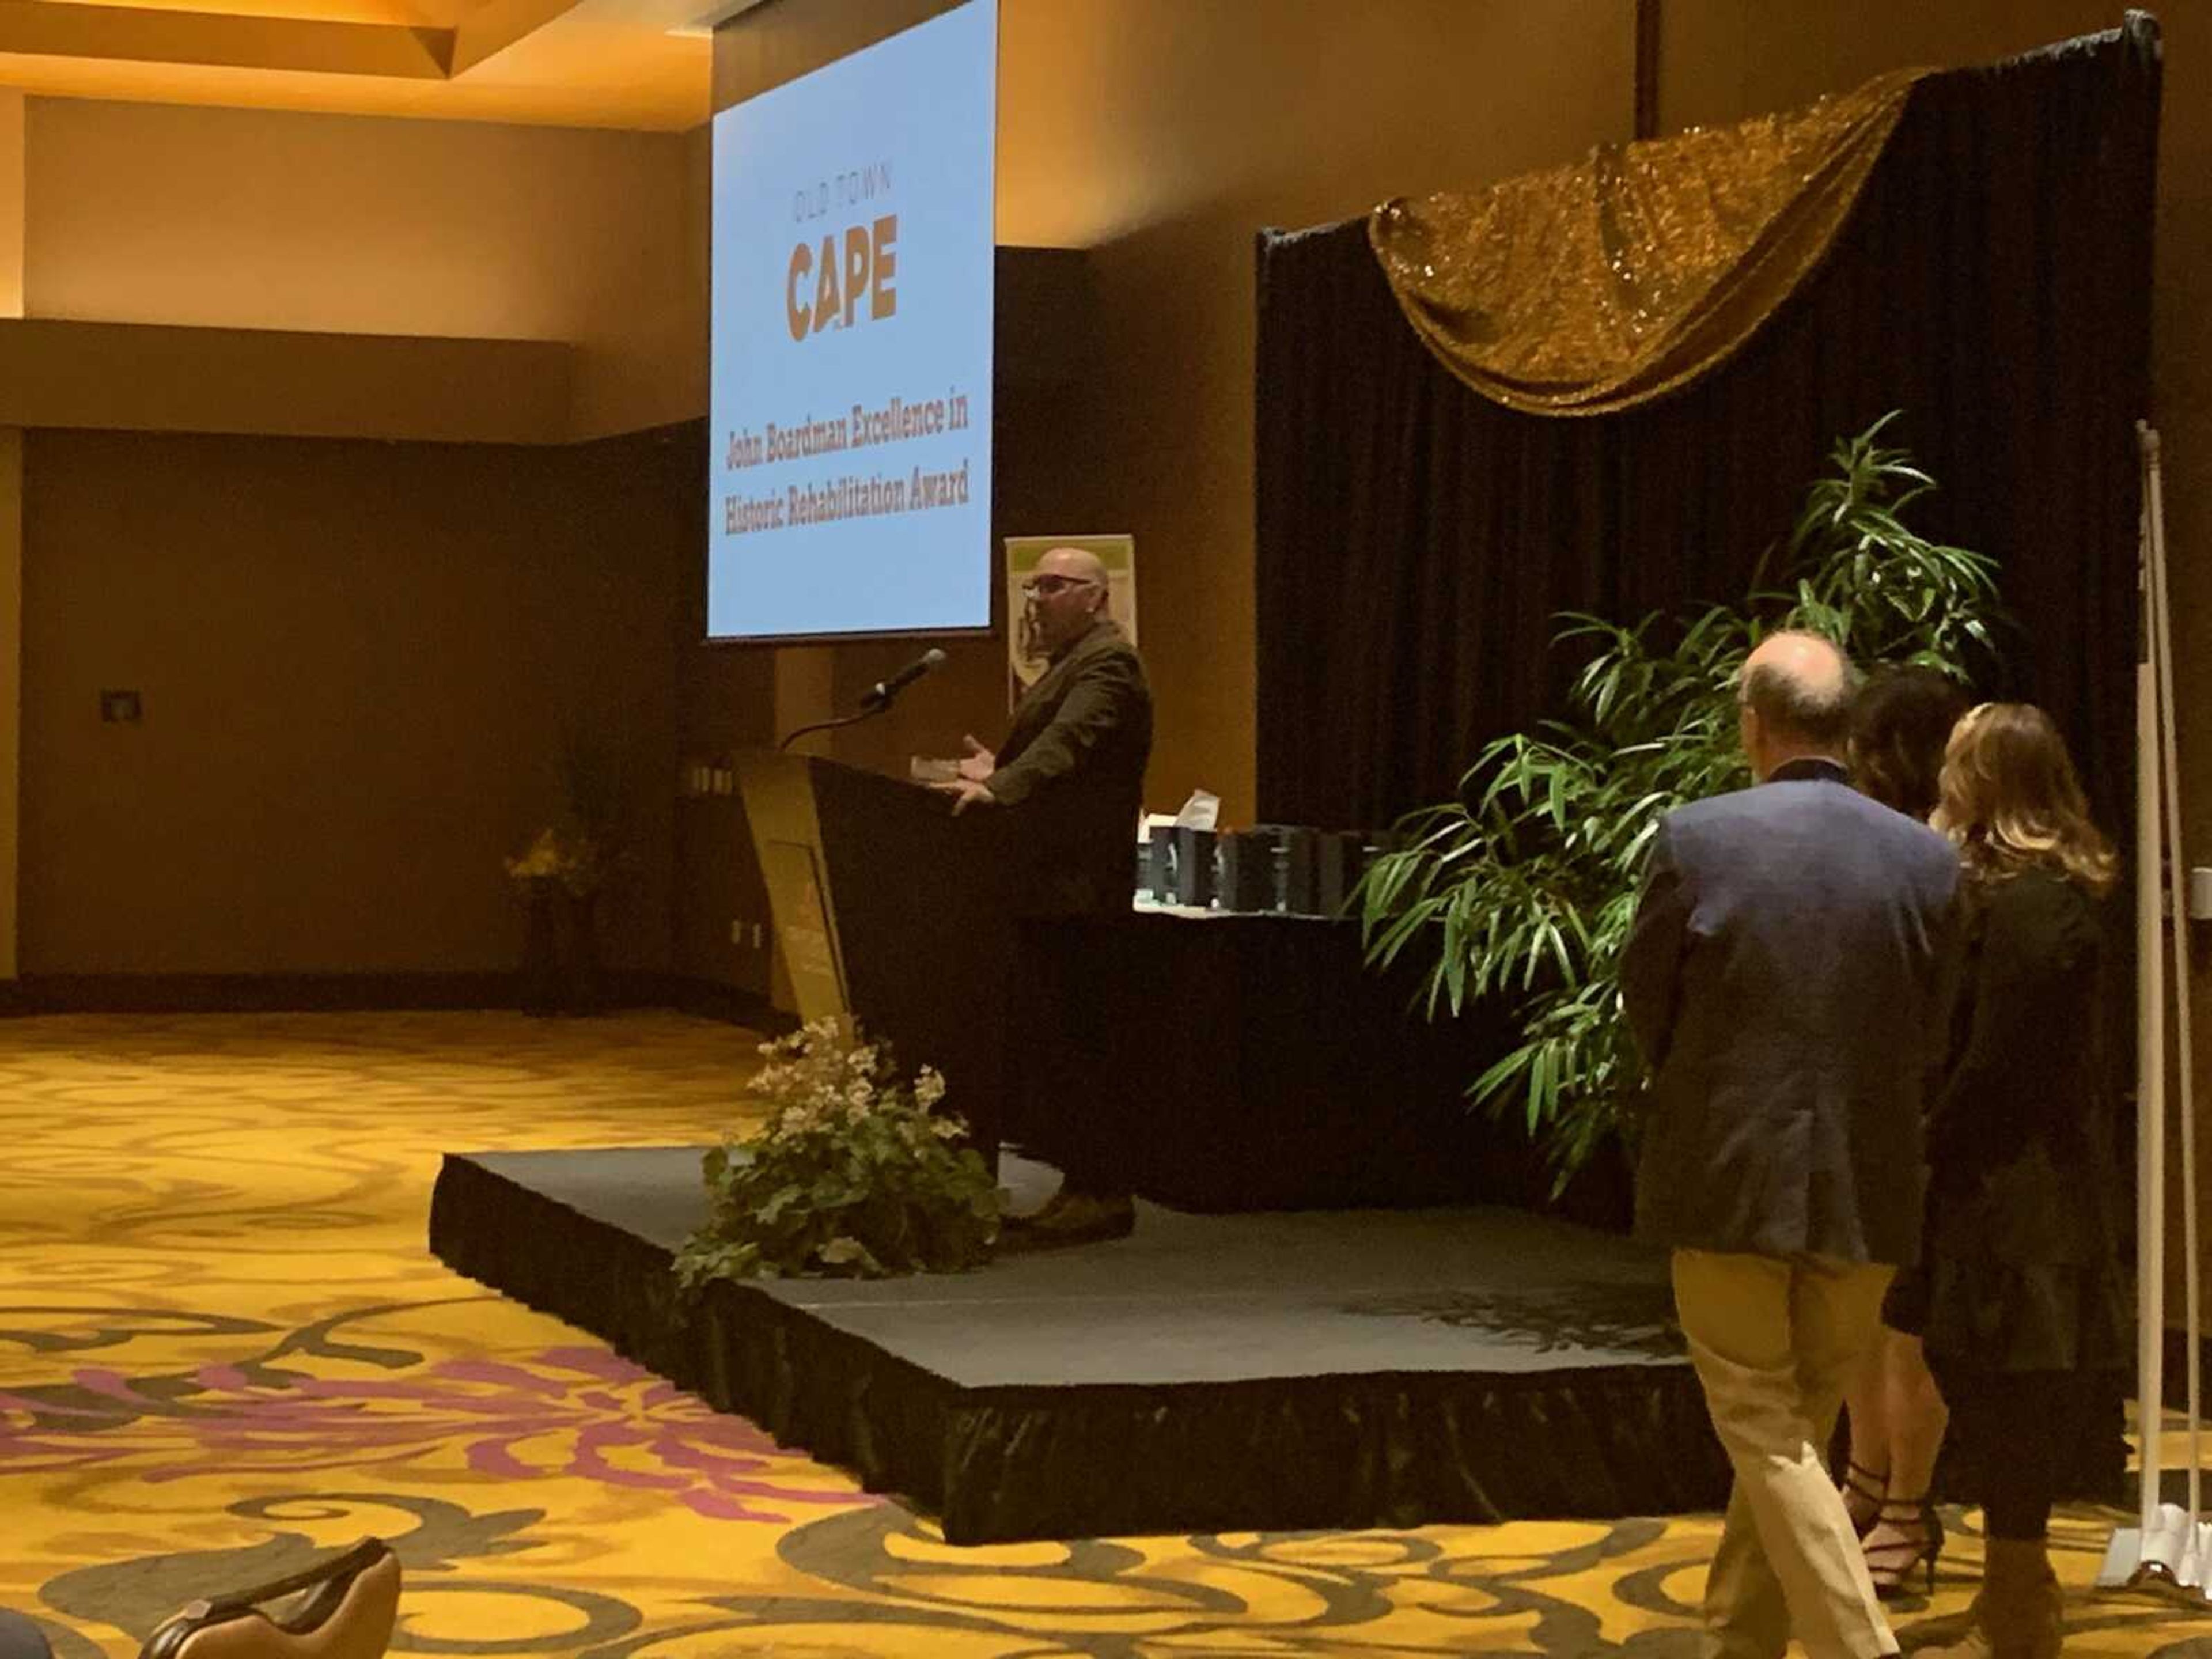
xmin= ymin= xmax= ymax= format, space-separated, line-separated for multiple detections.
xmin=931 ymin=777 xmax=999 ymax=815
xmin=957 ymin=735 xmax=997 ymax=782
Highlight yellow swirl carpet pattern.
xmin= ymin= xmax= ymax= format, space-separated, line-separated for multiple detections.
xmin=1 ymin=1011 xmax=2207 ymax=1656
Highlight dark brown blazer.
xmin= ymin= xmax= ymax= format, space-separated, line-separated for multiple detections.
xmin=990 ymin=619 xmax=1152 ymax=918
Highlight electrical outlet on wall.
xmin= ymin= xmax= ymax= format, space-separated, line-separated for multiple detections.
xmin=752 ymin=922 xmax=764 ymax=951
xmin=729 ymin=918 xmax=744 ymax=946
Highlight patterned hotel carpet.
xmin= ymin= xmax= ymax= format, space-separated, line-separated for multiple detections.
xmin=2 ymin=1010 xmax=2210 ymax=1657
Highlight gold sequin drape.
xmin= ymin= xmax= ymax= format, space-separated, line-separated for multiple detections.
xmin=1368 ymin=69 xmax=1925 ymax=418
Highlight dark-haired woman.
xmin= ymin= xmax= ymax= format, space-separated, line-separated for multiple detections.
xmin=1916 ymin=704 xmax=2130 ymax=1659
xmin=1839 ymin=666 xmax=1973 ymax=1592
xmin=1851 ymin=664 xmax=1973 ymax=823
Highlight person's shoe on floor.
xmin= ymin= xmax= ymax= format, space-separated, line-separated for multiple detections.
xmin=998 ymin=1191 xmax=1134 ymax=1251
xmin=1919 ymin=1536 xmax=2061 ymax=1659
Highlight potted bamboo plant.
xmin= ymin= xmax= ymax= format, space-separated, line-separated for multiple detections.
xmin=1358 ymin=415 xmax=2003 ymax=1195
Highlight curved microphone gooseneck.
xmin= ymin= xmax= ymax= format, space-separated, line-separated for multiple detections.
xmin=775 ymin=647 xmax=949 ymax=752
xmin=777 ymin=709 xmax=888 ymax=752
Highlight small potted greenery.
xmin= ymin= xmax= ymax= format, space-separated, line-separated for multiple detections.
xmin=676 ymin=1019 xmax=1002 ymax=1284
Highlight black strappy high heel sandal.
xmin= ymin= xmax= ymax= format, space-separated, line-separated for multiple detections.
xmin=1861 ymin=1497 xmax=1944 ymax=1599
xmin=1841 ymin=1459 xmax=1887 ymax=1540
xmin=139 ymin=1537 xmax=399 ymax=1659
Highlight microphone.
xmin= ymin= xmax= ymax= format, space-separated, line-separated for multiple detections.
xmin=860 ymin=647 xmax=947 ymax=711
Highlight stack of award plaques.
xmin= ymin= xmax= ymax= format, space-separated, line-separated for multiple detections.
xmin=1141 ymin=823 xmax=1392 ymax=916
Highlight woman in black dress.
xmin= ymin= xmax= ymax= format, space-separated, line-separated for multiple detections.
xmin=1916 ymin=703 xmax=2129 ymax=1659
xmin=1840 ymin=666 xmax=1973 ymax=1590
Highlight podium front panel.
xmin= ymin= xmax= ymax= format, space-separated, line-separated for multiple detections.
xmin=757 ymin=839 xmax=845 ymax=1024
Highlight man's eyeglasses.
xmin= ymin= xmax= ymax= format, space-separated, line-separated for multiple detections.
xmin=1021 ymin=574 xmax=1101 ymax=599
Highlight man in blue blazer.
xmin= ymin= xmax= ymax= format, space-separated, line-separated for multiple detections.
xmin=1623 ymin=631 xmax=1959 ymax=1659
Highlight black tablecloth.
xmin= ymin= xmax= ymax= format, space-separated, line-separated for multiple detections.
xmin=1009 ymin=908 xmax=1612 ymax=1216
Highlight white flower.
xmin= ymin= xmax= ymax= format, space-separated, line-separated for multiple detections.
xmin=748 ymin=1061 xmax=798 ymax=1101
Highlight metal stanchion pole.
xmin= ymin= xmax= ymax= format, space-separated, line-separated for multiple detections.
xmin=2101 ymin=422 xmax=2210 ymax=1595
xmin=2138 ymin=524 xmax=2168 ymax=1542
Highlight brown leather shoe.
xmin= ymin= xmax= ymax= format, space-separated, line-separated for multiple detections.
xmin=139 ymin=1538 xmax=399 ymax=1659
xmin=1916 ymin=1537 xmax=2060 ymax=1659
xmin=997 ymin=1191 xmax=1135 ymax=1251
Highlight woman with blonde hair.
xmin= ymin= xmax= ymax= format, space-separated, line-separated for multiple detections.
xmin=1911 ymin=704 xmax=2130 ymax=1659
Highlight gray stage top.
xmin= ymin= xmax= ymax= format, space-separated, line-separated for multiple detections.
xmin=456 ymin=1145 xmax=1685 ymax=1391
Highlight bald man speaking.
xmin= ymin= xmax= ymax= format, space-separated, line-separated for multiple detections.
xmin=1622 ymin=631 xmax=1958 ymax=1659
xmin=932 ymin=545 xmax=1152 ymax=1247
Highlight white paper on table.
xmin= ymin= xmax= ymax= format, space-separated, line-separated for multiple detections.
xmin=1173 ymin=790 xmax=1220 ymax=831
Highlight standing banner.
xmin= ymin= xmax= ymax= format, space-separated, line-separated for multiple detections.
xmin=1003 ymin=535 xmax=1137 ymax=707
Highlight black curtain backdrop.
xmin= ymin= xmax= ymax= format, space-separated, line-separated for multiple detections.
xmin=1255 ymin=18 xmax=2160 ymax=838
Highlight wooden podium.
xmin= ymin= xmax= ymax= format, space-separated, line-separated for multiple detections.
xmin=737 ymin=751 xmax=1018 ymax=1158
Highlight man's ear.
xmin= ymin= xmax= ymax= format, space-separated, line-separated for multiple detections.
xmin=1738 ymin=704 xmax=1766 ymax=778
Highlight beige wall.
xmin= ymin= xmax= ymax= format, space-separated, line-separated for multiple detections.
xmin=0 ymin=90 xmax=21 ymax=320
xmin=5 ymin=97 xmax=717 ymax=987
xmin=0 ymin=317 xmax=573 ymax=443
xmin=18 ymin=427 xmax=690 ymax=976
xmin=1 ymin=93 xmax=18 ymax=980
xmin=580 ymin=122 xmax=711 ymax=441
xmin=21 ymin=97 xmax=704 ymax=439
xmin=0 ymin=426 xmax=17 ymax=980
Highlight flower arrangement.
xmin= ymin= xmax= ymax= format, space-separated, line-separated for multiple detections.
xmin=675 ymin=1019 xmax=1001 ymax=1285
xmin=503 ymin=826 xmax=607 ymax=899
xmin=505 ymin=725 xmax=635 ymax=899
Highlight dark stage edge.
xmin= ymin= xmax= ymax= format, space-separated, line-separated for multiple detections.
xmin=430 ymin=1145 xmax=1733 ymax=1542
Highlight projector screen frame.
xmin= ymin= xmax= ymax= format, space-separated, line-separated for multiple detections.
xmin=699 ymin=614 xmax=997 ymax=652
xmin=703 ymin=0 xmax=1000 ymax=649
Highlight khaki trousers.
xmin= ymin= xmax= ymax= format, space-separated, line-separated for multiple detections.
xmin=1672 ymin=1248 xmax=1898 ymax=1659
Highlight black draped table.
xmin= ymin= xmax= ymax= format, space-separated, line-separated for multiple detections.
xmin=1006 ymin=904 xmax=1592 ymax=1216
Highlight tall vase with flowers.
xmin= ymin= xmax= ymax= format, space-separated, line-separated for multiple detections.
xmin=504 ymin=827 xmax=608 ymax=1015
xmin=505 ymin=725 xmax=632 ymax=1014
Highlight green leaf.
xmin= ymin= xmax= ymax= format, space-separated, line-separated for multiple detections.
xmin=676 ymin=1021 xmax=1004 ymax=1284
xmin=1355 ymin=411 xmax=2001 ymax=1187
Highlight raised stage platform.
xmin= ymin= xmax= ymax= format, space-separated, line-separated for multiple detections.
xmin=429 ymin=1146 xmax=1733 ymax=1541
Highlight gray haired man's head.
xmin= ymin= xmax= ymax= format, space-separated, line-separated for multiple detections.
xmin=1737 ymin=631 xmax=1859 ymax=779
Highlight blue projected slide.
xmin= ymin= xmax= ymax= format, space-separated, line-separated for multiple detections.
xmin=706 ymin=0 xmax=997 ymax=642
